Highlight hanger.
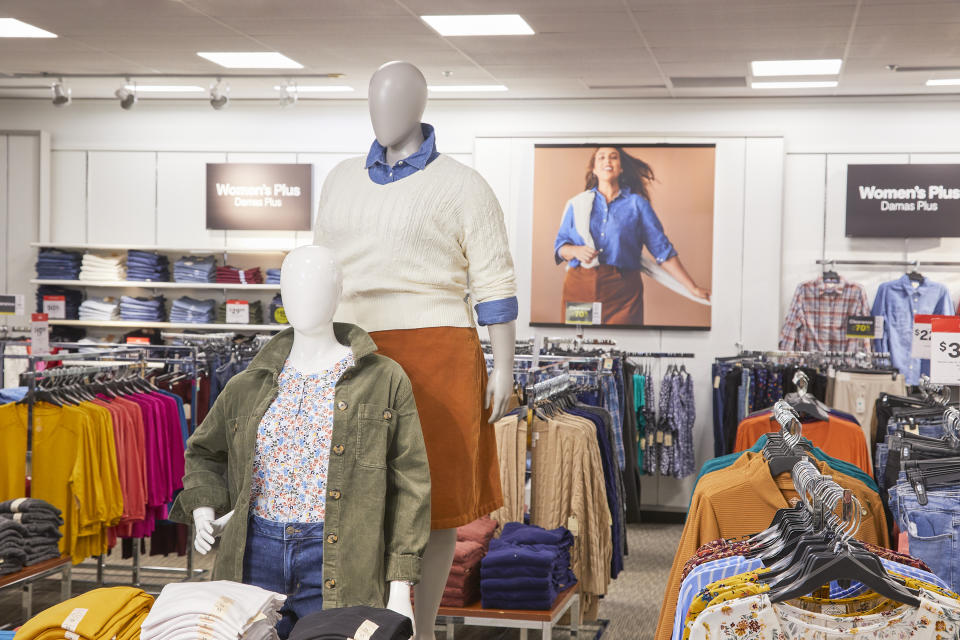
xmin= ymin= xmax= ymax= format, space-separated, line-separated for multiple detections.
xmin=907 ymin=260 xmax=925 ymax=285
xmin=821 ymin=259 xmax=840 ymax=284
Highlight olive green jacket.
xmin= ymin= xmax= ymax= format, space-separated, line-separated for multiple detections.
xmin=169 ymin=324 xmax=431 ymax=608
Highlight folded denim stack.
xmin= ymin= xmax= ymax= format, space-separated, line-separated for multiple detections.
xmin=442 ymin=516 xmax=499 ymax=607
xmin=265 ymin=269 xmax=281 ymax=285
xmin=120 ymin=295 xmax=167 ymax=322
xmin=169 ymin=297 xmax=216 ymax=324
xmin=216 ymin=265 xmax=264 ymax=285
xmin=126 ymin=250 xmax=170 ymax=282
xmin=173 ymin=255 xmax=216 ymax=283
xmin=36 ymin=249 xmax=82 ymax=280
xmin=216 ymin=300 xmax=263 ymax=324
xmin=480 ymin=523 xmax=577 ymax=610
xmin=35 ymin=285 xmax=83 ymax=319
xmin=79 ymin=297 xmax=121 ymax=321
xmin=269 ymin=294 xmax=286 ymax=324
xmin=141 ymin=581 xmax=285 ymax=640
xmin=14 ymin=586 xmax=154 ymax=640
xmin=0 ymin=498 xmax=64 ymax=570
xmin=289 ymin=606 xmax=413 ymax=640
xmin=80 ymin=252 xmax=126 ymax=282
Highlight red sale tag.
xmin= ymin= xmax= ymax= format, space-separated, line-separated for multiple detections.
xmin=225 ymin=299 xmax=250 ymax=324
xmin=931 ymin=316 xmax=960 ymax=384
xmin=126 ymin=336 xmax=151 ymax=345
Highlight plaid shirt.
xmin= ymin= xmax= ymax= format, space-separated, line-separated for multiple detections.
xmin=778 ymin=276 xmax=872 ymax=352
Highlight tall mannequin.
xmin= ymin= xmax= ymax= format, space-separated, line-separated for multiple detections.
xmin=314 ymin=61 xmax=517 ymax=640
xmin=171 ymin=245 xmax=430 ymax=638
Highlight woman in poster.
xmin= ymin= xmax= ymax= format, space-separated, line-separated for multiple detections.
xmin=554 ymin=146 xmax=710 ymax=325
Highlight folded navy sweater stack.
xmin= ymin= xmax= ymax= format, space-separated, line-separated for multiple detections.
xmin=480 ymin=522 xmax=577 ymax=610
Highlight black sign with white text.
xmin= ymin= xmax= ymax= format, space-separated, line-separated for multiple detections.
xmin=206 ymin=163 xmax=312 ymax=231
xmin=846 ymin=164 xmax=960 ymax=237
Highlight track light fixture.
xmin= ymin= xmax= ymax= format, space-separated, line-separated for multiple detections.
xmin=209 ymin=79 xmax=229 ymax=110
xmin=51 ymin=78 xmax=70 ymax=107
xmin=115 ymin=79 xmax=137 ymax=110
xmin=278 ymin=80 xmax=297 ymax=108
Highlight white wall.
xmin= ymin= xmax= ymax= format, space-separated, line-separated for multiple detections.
xmin=4 ymin=95 xmax=960 ymax=508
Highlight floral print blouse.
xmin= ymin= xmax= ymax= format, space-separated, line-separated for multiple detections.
xmin=689 ymin=591 xmax=960 ymax=640
xmin=250 ymin=355 xmax=354 ymax=522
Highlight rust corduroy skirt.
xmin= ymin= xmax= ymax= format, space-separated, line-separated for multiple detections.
xmin=561 ymin=264 xmax=645 ymax=326
xmin=369 ymin=326 xmax=503 ymax=530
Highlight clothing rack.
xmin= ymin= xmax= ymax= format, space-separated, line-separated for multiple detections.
xmin=817 ymin=258 xmax=960 ymax=268
xmin=622 ymin=352 xmax=695 ymax=359
xmin=160 ymin=330 xmax=236 ymax=343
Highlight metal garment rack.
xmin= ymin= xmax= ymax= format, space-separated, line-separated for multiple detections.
xmin=5 ymin=342 xmax=208 ymax=589
xmin=817 ymin=258 xmax=960 ymax=268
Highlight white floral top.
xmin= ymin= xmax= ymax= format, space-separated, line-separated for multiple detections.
xmin=250 ymin=354 xmax=354 ymax=522
xmin=689 ymin=592 xmax=960 ymax=640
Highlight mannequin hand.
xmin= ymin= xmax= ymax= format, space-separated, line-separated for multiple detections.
xmin=486 ymin=320 xmax=517 ymax=423
xmin=386 ymin=581 xmax=415 ymax=636
xmin=559 ymin=244 xmax=598 ymax=264
xmin=192 ymin=507 xmax=234 ymax=555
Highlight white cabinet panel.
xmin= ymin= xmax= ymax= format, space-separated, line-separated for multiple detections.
xmin=50 ymin=151 xmax=87 ymax=244
xmin=87 ymin=151 xmax=157 ymax=245
xmin=156 ymin=152 xmax=227 ymax=249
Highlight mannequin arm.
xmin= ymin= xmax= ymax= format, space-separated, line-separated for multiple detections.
xmin=486 ymin=320 xmax=516 ymax=423
xmin=192 ymin=507 xmax=234 ymax=555
xmin=386 ymin=581 xmax=415 ymax=632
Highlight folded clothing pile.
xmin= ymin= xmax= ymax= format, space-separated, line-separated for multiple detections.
xmin=36 ymin=249 xmax=82 ymax=280
xmin=216 ymin=265 xmax=264 ymax=284
xmin=120 ymin=295 xmax=167 ymax=322
xmin=79 ymin=297 xmax=120 ymax=321
xmin=0 ymin=518 xmax=26 ymax=576
xmin=35 ymin=285 xmax=83 ymax=319
xmin=173 ymin=255 xmax=216 ymax=283
xmin=480 ymin=522 xmax=577 ymax=610
xmin=442 ymin=516 xmax=499 ymax=607
xmin=216 ymin=300 xmax=263 ymax=324
xmin=265 ymin=268 xmax=281 ymax=285
xmin=269 ymin=294 xmax=286 ymax=324
xmin=80 ymin=252 xmax=126 ymax=282
xmin=14 ymin=586 xmax=153 ymax=640
xmin=289 ymin=606 xmax=413 ymax=640
xmin=0 ymin=498 xmax=63 ymax=569
xmin=127 ymin=250 xmax=170 ymax=282
xmin=141 ymin=581 xmax=285 ymax=640
xmin=169 ymin=296 xmax=216 ymax=324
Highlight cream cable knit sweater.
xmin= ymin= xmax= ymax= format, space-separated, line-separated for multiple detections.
xmin=313 ymin=154 xmax=516 ymax=332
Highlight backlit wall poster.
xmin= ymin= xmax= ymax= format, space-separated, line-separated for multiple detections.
xmin=530 ymin=144 xmax=715 ymax=329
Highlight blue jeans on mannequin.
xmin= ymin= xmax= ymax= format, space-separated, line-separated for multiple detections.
xmin=243 ymin=515 xmax=325 ymax=639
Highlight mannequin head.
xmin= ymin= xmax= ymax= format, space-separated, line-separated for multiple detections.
xmin=368 ymin=61 xmax=427 ymax=147
xmin=280 ymin=245 xmax=342 ymax=334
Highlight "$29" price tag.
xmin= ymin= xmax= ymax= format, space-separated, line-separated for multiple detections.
xmin=912 ymin=314 xmax=935 ymax=359
xmin=225 ymin=300 xmax=250 ymax=324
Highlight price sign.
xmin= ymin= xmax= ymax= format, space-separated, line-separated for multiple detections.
xmin=0 ymin=294 xmax=25 ymax=316
xmin=126 ymin=336 xmax=151 ymax=345
xmin=845 ymin=315 xmax=883 ymax=339
xmin=912 ymin=314 xmax=935 ymax=359
xmin=42 ymin=295 xmax=66 ymax=319
xmin=273 ymin=306 xmax=287 ymax=324
xmin=564 ymin=301 xmax=602 ymax=325
xmin=31 ymin=313 xmax=49 ymax=356
xmin=225 ymin=299 xmax=250 ymax=324
xmin=931 ymin=316 xmax=960 ymax=384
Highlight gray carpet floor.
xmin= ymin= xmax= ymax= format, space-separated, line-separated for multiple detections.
xmin=0 ymin=523 xmax=683 ymax=639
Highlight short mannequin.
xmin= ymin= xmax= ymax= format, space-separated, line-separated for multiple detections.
xmin=192 ymin=245 xmax=415 ymax=626
xmin=368 ymin=60 xmax=517 ymax=640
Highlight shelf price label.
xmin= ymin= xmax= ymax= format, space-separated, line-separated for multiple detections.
xmin=912 ymin=314 xmax=935 ymax=359
xmin=42 ymin=295 xmax=66 ymax=319
xmin=0 ymin=294 xmax=25 ymax=316
xmin=846 ymin=315 xmax=883 ymax=339
xmin=931 ymin=316 xmax=960 ymax=385
xmin=225 ymin=299 xmax=250 ymax=324
xmin=31 ymin=313 xmax=49 ymax=356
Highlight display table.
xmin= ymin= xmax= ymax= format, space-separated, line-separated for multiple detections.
xmin=0 ymin=556 xmax=72 ymax=621
xmin=436 ymin=584 xmax=580 ymax=639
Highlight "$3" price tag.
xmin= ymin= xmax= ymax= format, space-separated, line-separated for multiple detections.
xmin=930 ymin=316 xmax=960 ymax=385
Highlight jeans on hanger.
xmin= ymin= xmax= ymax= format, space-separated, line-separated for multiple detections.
xmin=893 ymin=480 xmax=960 ymax=593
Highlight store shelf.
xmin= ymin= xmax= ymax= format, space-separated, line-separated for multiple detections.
xmin=32 ymin=279 xmax=280 ymax=291
xmin=32 ymin=242 xmax=297 ymax=255
xmin=49 ymin=320 xmax=287 ymax=332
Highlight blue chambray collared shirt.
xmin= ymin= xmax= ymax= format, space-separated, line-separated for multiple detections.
xmin=364 ymin=122 xmax=517 ymax=326
xmin=554 ymin=186 xmax=677 ymax=270
xmin=872 ymin=274 xmax=953 ymax=385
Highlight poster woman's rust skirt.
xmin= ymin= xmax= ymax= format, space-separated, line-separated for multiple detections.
xmin=369 ymin=326 xmax=503 ymax=529
xmin=561 ymin=265 xmax=645 ymax=326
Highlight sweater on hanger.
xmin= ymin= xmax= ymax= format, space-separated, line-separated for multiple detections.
xmin=314 ymin=154 xmax=517 ymax=332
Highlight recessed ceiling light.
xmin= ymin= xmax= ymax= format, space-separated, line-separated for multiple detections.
xmin=926 ymin=78 xmax=960 ymax=86
xmin=0 ymin=18 xmax=57 ymax=38
xmin=272 ymin=85 xmax=354 ymax=93
xmin=751 ymin=80 xmax=839 ymax=89
xmin=751 ymin=59 xmax=842 ymax=77
xmin=126 ymin=85 xmax=205 ymax=93
xmin=197 ymin=52 xmax=303 ymax=69
xmin=421 ymin=14 xmax=534 ymax=36
xmin=428 ymin=84 xmax=508 ymax=92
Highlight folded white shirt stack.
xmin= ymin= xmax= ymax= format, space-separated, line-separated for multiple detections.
xmin=78 ymin=297 xmax=120 ymax=321
xmin=140 ymin=581 xmax=286 ymax=640
xmin=79 ymin=252 xmax=126 ymax=281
